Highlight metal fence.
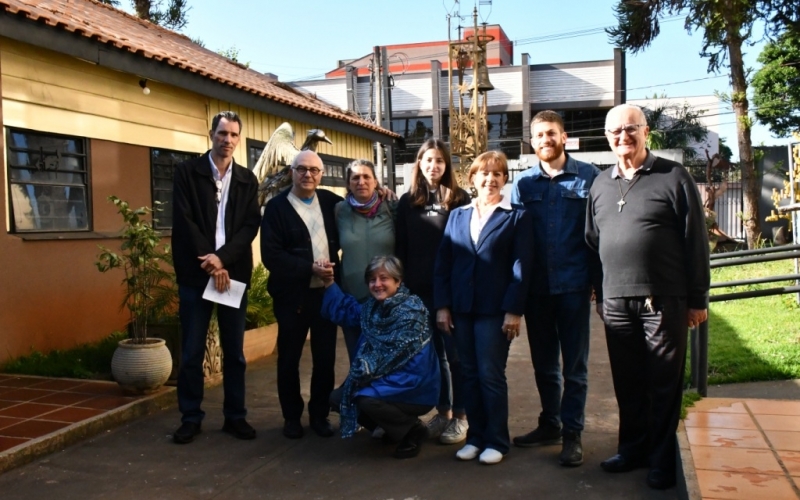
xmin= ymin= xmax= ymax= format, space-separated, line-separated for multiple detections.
xmin=689 ymin=244 xmax=800 ymax=396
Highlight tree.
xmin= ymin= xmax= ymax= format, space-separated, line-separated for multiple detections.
xmin=641 ymin=94 xmax=709 ymax=161
xmin=97 ymin=0 xmax=189 ymax=31
xmin=718 ymin=137 xmax=734 ymax=162
xmin=606 ymin=0 xmax=799 ymax=249
xmin=752 ymin=32 xmax=800 ymax=138
xmin=217 ymin=46 xmax=250 ymax=69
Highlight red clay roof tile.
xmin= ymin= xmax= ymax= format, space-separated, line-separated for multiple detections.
xmin=0 ymin=0 xmax=398 ymax=138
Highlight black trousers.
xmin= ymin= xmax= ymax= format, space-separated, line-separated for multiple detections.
xmin=602 ymin=296 xmax=688 ymax=473
xmin=275 ymin=288 xmax=337 ymax=421
xmin=330 ymin=386 xmax=432 ymax=442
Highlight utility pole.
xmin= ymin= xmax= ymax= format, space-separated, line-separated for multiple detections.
xmin=373 ymin=46 xmax=384 ymax=182
xmin=381 ymin=46 xmax=395 ymax=190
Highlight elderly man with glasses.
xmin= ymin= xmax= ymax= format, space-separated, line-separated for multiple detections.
xmin=585 ymin=104 xmax=710 ymax=490
xmin=171 ymin=111 xmax=261 ymax=444
xmin=260 ymin=150 xmax=344 ymax=439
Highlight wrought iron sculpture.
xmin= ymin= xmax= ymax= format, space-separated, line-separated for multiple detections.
xmin=448 ymin=7 xmax=494 ymax=186
xmin=252 ymin=122 xmax=332 ymax=205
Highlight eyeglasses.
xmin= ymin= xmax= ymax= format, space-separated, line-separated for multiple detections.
xmin=292 ymin=166 xmax=322 ymax=176
xmin=605 ymin=124 xmax=646 ymax=137
xmin=215 ymin=180 xmax=223 ymax=204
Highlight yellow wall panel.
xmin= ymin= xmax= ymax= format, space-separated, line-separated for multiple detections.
xmin=1 ymin=41 xmax=205 ymax=120
xmin=3 ymin=99 xmax=207 ymax=152
xmin=3 ymin=76 xmax=207 ymax=137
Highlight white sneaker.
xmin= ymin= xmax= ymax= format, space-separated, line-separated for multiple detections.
xmin=479 ymin=448 xmax=504 ymax=465
xmin=425 ymin=414 xmax=450 ymax=439
xmin=456 ymin=444 xmax=481 ymax=461
xmin=440 ymin=417 xmax=468 ymax=444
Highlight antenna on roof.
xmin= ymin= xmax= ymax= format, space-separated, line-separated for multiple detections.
xmin=477 ymin=0 xmax=492 ymax=23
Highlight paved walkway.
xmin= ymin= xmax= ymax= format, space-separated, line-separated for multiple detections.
xmin=0 ymin=312 xmax=683 ymax=499
xmin=2 ymin=313 xmax=799 ymax=499
xmin=682 ymin=390 xmax=800 ymax=499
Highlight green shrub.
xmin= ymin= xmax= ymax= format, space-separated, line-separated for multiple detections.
xmin=246 ymin=263 xmax=275 ymax=328
xmin=1 ymin=331 xmax=127 ymax=379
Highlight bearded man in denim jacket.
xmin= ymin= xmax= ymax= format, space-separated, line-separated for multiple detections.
xmin=510 ymin=110 xmax=600 ymax=467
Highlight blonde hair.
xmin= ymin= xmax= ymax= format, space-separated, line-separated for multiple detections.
xmin=468 ymin=151 xmax=509 ymax=183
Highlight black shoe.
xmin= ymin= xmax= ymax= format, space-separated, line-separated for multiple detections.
xmin=513 ymin=423 xmax=562 ymax=447
xmin=559 ymin=430 xmax=583 ymax=467
xmin=393 ymin=421 xmax=427 ymax=459
xmin=222 ymin=418 xmax=256 ymax=440
xmin=173 ymin=422 xmax=201 ymax=444
xmin=309 ymin=417 xmax=335 ymax=438
xmin=600 ymin=454 xmax=646 ymax=473
xmin=646 ymin=468 xmax=676 ymax=490
xmin=283 ymin=419 xmax=304 ymax=439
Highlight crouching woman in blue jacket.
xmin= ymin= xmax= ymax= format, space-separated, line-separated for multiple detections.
xmin=322 ymin=255 xmax=440 ymax=459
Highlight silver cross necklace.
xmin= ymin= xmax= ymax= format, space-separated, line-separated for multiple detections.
xmin=616 ymin=175 xmax=641 ymax=213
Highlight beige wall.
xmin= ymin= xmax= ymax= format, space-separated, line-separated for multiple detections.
xmin=0 ymin=38 xmax=381 ymax=363
xmin=0 ymin=140 xmax=152 ymax=362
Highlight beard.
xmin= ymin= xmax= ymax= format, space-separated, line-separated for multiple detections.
xmin=536 ymin=143 xmax=564 ymax=162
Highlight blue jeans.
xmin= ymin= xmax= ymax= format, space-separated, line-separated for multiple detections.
xmin=453 ymin=312 xmax=511 ymax=453
xmin=177 ymin=285 xmax=248 ymax=424
xmin=524 ymin=291 xmax=591 ymax=433
xmin=422 ymin=297 xmax=464 ymax=415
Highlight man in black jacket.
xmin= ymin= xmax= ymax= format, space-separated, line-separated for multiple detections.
xmin=171 ymin=111 xmax=261 ymax=444
xmin=260 ymin=150 xmax=342 ymax=439
xmin=585 ymin=104 xmax=710 ymax=490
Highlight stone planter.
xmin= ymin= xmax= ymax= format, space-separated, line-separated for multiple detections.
xmin=111 ymin=338 xmax=172 ymax=394
xmin=243 ymin=323 xmax=278 ymax=363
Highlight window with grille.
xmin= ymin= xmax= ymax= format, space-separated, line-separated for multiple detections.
xmin=6 ymin=128 xmax=90 ymax=233
xmin=151 ymin=148 xmax=199 ymax=229
xmin=246 ymin=138 xmax=266 ymax=171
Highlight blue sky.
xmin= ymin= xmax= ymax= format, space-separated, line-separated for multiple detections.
xmin=124 ymin=0 xmax=797 ymax=159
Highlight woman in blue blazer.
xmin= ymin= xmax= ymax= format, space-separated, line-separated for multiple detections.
xmin=434 ymin=151 xmax=533 ymax=465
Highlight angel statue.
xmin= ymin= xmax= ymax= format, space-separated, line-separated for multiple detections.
xmin=252 ymin=122 xmax=332 ymax=205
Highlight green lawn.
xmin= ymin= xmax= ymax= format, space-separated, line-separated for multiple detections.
xmin=703 ymin=259 xmax=800 ymax=385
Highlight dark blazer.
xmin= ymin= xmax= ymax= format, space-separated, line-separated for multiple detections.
xmin=434 ymin=203 xmax=533 ymax=316
xmin=260 ymin=188 xmax=343 ymax=310
xmin=171 ymin=151 xmax=261 ymax=288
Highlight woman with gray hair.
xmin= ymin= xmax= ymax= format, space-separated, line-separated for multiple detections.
xmin=321 ymin=255 xmax=440 ymax=459
xmin=335 ymin=159 xmax=396 ymax=362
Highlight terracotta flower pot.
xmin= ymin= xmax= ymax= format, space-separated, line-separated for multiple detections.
xmin=111 ymin=338 xmax=172 ymax=394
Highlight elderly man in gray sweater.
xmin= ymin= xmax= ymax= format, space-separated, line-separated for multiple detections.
xmin=585 ymin=104 xmax=710 ymax=491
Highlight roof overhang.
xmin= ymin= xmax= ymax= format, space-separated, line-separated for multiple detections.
xmin=0 ymin=10 xmax=398 ymax=145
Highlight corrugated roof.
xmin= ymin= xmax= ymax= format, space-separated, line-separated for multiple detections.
xmin=0 ymin=0 xmax=398 ymax=138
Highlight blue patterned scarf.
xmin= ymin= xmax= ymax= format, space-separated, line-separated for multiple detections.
xmin=339 ymin=284 xmax=430 ymax=438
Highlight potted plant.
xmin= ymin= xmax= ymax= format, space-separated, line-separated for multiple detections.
xmin=96 ymin=196 xmax=175 ymax=394
xmin=242 ymin=263 xmax=278 ymax=362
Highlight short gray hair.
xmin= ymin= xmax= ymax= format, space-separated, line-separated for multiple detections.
xmin=364 ymin=255 xmax=404 ymax=284
xmin=605 ymin=104 xmax=646 ymax=129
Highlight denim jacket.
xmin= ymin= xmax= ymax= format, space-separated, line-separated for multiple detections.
xmin=511 ymin=155 xmax=600 ymax=295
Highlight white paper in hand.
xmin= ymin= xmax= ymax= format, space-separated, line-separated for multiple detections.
xmin=202 ymin=278 xmax=246 ymax=308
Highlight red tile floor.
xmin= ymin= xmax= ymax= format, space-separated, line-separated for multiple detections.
xmin=685 ymin=398 xmax=800 ymax=499
xmin=0 ymin=373 xmax=141 ymax=453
